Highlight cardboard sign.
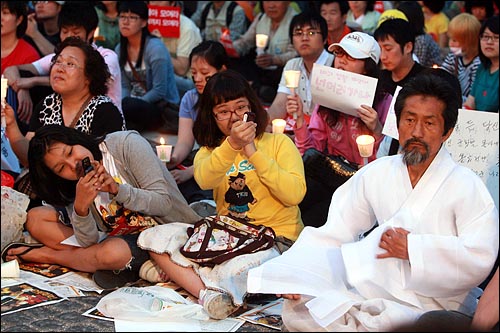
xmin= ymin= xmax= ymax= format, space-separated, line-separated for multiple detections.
xmin=310 ymin=64 xmax=378 ymax=117
xmin=147 ymin=5 xmax=180 ymax=38
xmin=445 ymin=109 xmax=499 ymax=209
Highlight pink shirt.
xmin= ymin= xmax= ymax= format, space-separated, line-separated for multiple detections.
xmin=294 ymin=104 xmax=383 ymax=166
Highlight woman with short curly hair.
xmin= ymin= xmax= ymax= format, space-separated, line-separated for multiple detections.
xmin=1 ymin=36 xmax=125 ymax=168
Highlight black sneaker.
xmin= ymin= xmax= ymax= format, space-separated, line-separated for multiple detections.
xmin=92 ymin=269 xmax=140 ymax=289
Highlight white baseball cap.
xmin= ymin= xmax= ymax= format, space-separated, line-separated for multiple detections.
xmin=328 ymin=31 xmax=381 ymax=64
xmin=55 ymin=1 xmax=65 ymax=5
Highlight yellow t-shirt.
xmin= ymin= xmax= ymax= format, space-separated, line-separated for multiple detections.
xmin=194 ymin=133 xmax=305 ymax=241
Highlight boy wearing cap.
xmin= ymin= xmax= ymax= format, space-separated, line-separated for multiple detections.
xmin=24 ymin=1 xmax=65 ymax=56
xmin=267 ymin=11 xmax=333 ymax=129
xmin=289 ymin=31 xmax=389 ymax=228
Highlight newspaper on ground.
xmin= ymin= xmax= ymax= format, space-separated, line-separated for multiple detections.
xmin=237 ymin=298 xmax=284 ymax=330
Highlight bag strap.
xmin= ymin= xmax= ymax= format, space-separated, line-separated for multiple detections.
xmin=200 ymin=2 xmax=239 ymax=31
xmin=199 ymin=2 xmax=212 ymax=31
xmin=226 ymin=1 xmax=237 ymax=27
xmin=127 ymin=58 xmax=147 ymax=92
xmin=68 ymin=95 xmax=92 ymax=129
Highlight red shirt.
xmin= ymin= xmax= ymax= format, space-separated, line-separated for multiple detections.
xmin=327 ymin=25 xmax=352 ymax=47
xmin=1 ymin=39 xmax=40 ymax=75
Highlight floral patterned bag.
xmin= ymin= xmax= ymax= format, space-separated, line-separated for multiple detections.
xmin=180 ymin=215 xmax=275 ymax=267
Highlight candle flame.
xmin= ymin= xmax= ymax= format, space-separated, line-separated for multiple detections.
xmin=160 ymin=137 xmax=165 ymax=145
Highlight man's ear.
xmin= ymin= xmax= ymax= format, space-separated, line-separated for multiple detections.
xmin=404 ymin=41 xmax=413 ymax=56
xmin=442 ymin=127 xmax=454 ymax=142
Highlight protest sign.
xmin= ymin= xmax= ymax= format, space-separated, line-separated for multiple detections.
xmin=381 ymin=85 xmax=402 ymax=140
xmin=147 ymin=5 xmax=180 ymax=38
xmin=445 ymin=109 xmax=499 ymax=208
xmin=310 ymin=64 xmax=378 ymax=117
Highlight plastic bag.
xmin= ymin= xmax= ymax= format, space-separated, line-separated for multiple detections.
xmin=96 ymin=286 xmax=208 ymax=322
xmin=1 ymin=186 xmax=30 ymax=254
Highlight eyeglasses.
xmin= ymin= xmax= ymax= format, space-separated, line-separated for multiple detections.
xmin=33 ymin=1 xmax=50 ymax=5
xmin=292 ymin=30 xmax=321 ymax=38
xmin=480 ymin=34 xmax=499 ymax=43
xmin=119 ymin=15 xmax=141 ymax=22
xmin=213 ymin=105 xmax=250 ymax=121
xmin=51 ymin=58 xmax=83 ymax=71
xmin=332 ymin=48 xmax=356 ymax=61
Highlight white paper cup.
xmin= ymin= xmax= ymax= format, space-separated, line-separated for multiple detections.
xmin=272 ymin=119 xmax=287 ymax=134
xmin=356 ymin=135 xmax=375 ymax=158
xmin=284 ymin=70 xmax=301 ymax=89
xmin=1 ymin=259 xmax=20 ymax=278
xmin=156 ymin=144 xmax=172 ymax=163
xmin=256 ymin=34 xmax=269 ymax=48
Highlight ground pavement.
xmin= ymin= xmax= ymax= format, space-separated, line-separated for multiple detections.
xmin=0 ymin=280 xmax=275 ymax=332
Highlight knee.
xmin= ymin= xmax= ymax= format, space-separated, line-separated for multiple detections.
xmin=97 ymin=238 xmax=133 ymax=269
xmin=25 ymin=206 xmax=58 ymax=232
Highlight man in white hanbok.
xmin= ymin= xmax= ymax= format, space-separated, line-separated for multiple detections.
xmin=247 ymin=72 xmax=499 ymax=332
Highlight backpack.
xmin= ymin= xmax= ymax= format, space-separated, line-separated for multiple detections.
xmin=199 ymin=1 xmax=250 ymax=32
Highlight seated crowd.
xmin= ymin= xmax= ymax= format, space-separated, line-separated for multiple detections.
xmin=1 ymin=1 xmax=498 ymax=331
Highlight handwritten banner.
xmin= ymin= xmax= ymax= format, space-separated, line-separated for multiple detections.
xmin=310 ymin=64 xmax=378 ymax=117
xmin=147 ymin=5 xmax=180 ymax=38
xmin=445 ymin=109 xmax=499 ymax=209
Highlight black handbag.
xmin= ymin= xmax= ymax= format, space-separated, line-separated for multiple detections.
xmin=302 ymin=148 xmax=358 ymax=191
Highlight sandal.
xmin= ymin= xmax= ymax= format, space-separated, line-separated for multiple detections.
xmin=1 ymin=242 xmax=44 ymax=263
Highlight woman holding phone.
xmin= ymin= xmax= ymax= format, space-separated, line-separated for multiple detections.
xmin=1 ymin=125 xmax=201 ymax=289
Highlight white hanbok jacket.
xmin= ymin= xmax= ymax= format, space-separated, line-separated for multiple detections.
xmin=248 ymin=146 xmax=499 ymax=331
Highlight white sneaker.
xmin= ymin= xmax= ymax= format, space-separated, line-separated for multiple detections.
xmin=139 ymin=260 xmax=165 ymax=283
xmin=189 ymin=200 xmax=217 ymax=218
xmin=198 ymin=289 xmax=238 ymax=320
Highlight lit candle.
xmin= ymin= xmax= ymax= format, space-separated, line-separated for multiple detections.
xmin=256 ymin=34 xmax=268 ymax=55
xmin=272 ymin=119 xmax=287 ymax=134
xmin=156 ymin=137 xmax=172 ymax=163
xmin=1 ymin=75 xmax=8 ymax=128
xmin=356 ymin=134 xmax=375 ymax=166
xmin=284 ymin=70 xmax=301 ymax=119
xmin=93 ymin=27 xmax=105 ymax=41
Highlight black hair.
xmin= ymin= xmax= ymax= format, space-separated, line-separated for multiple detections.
xmin=117 ymin=1 xmax=153 ymax=69
xmin=58 ymin=1 xmax=99 ymax=38
xmin=288 ymin=10 xmax=328 ymax=43
xmin=478 ymin=15 xmax=499 ymax=67
xmin=397 ymin=1 xmax=425 ymax=36
xmin=1 ymin=1 xmax=29 ymax=38
xmin=193 ymin=70 xmax=268 ymax=148
xmin=51 ymin=36 xmax=111 ymax=96
xmin=374 ymin=18 xmax=415 ymax=54
xmin=189 ymin=40 xmax=229 ymax=70
xmin=394 ymin=69 xmax=461 ymax=137
xmin=28 ymin=125 xmax=104 ymax=206
xmin=465 ymin=0 xmax=495 ymax=20
xmin=422 ymin=0 xmax=445 ymax=14
xmin=319 ymin=1 xmax=349 ymax=15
